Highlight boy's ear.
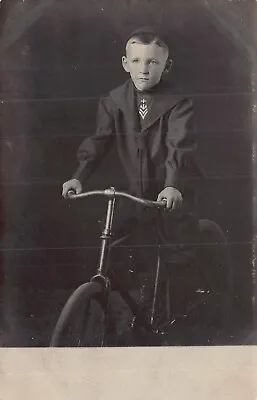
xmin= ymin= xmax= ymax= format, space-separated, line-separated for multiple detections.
xmin=122 ymin=56 xmax=130 ymax=72
xmin=164 ymin=58 xmax=172 ymax=73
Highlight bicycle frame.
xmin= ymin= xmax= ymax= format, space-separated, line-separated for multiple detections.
xmin=66 ymin=187 xmax=212 ymax=342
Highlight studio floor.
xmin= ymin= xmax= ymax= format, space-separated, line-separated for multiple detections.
xmin=0 ymin=283 xmax=254 ymax=348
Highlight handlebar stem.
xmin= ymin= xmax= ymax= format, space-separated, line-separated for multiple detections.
xmin=98 ymin=191 xmax=116 ymax=274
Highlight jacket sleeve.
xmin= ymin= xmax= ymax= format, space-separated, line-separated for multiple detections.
xmin=164 ymin=97 xmax=197 ymax=194
xmin=72 ymin=96 xmax=115 ymax=182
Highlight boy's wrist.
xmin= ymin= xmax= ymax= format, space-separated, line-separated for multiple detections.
xmin=164 ymin=185 xmax=182 ymax=196
xmin=71 ymin=173 xmax=81 ymax=182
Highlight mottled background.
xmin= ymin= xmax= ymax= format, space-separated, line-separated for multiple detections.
xmin=0 ymin=0 xmax=255 ymax=346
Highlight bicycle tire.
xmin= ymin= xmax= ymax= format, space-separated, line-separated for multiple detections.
xmin=196 ymin=219 xmax=234 ymax=331
xmin=161 ymin=220 xmax=234 ymax=346
xmin=50 ymin=281 xmax=114 ymax=347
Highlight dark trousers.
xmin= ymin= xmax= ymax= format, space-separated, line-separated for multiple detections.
xmin=104 ymin=191 xmax=201 ymax=316
xmin=110 ymin=194 xmax=200 ymax=265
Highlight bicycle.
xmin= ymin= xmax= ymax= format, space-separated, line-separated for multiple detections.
xmin=50 ymin=187 xmax=233 ymax=347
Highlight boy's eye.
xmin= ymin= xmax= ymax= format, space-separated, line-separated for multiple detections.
xmin=132 ymin=59 xmax=139 ymax=63
xmin=151 ymin=60 xmax=158 ymax=64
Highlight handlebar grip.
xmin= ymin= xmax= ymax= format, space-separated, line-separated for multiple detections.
xmin=159 ymin=199 xmax=167 ymax=208
xmin=67 ymin=189 xmax=76 ymax=198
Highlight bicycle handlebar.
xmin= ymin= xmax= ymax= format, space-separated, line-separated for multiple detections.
xmin=66 ymin=188 xmax=167 ymax=209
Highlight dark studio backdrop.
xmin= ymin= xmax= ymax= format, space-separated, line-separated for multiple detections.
xmin=0 ymin=0 xmax=255 ymax=346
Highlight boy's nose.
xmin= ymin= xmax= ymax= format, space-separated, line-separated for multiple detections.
xmin=140 ymin=63 xmax=149 ymax=74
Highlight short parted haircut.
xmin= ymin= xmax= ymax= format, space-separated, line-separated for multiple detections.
xmin=126 ymin=26 xmax=170 ymax=55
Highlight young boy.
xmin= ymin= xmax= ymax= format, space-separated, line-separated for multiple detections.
xmin=62 ymin=26 xmax=201 ymax=265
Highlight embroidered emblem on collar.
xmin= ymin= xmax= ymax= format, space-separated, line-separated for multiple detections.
xmin=139 ymin=98 xmax=148 ymax=119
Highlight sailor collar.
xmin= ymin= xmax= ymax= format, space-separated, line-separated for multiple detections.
xmin=110 ymin=79 xmax=182 ymax=133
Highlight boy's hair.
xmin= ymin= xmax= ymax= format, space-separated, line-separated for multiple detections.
xmin=126 ymin=26 xmax=170 ymax=54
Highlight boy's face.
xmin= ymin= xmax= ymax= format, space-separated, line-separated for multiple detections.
xmin=122 ymin=40 xmax=170 ymax=91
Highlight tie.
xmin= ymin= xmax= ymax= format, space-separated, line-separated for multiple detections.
xmin=139 ymin=98 xmax=148 ymax=120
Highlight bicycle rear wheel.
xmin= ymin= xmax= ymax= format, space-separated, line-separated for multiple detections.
xmin=197 ymin=219 xmax=233 ymax=325
xmin=50 ymin=281 xmax=114 ymax=347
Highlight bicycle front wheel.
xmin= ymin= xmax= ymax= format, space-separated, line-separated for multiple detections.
xmin=50 ymin=281 xmax=113 ymax=347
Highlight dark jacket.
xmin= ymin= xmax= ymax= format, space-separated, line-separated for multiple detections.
xmin=73 ymin=79 xmax=202 ymax=201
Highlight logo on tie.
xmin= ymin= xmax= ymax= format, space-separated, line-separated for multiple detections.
xmin=139 ymin=99 xmax=148 ymax=119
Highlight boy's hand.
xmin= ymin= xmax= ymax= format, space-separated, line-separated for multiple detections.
xmin=157 ymin=187 xmax=183 ymax=210
xmin=62 ymin=179 xmax=82 ymax=198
